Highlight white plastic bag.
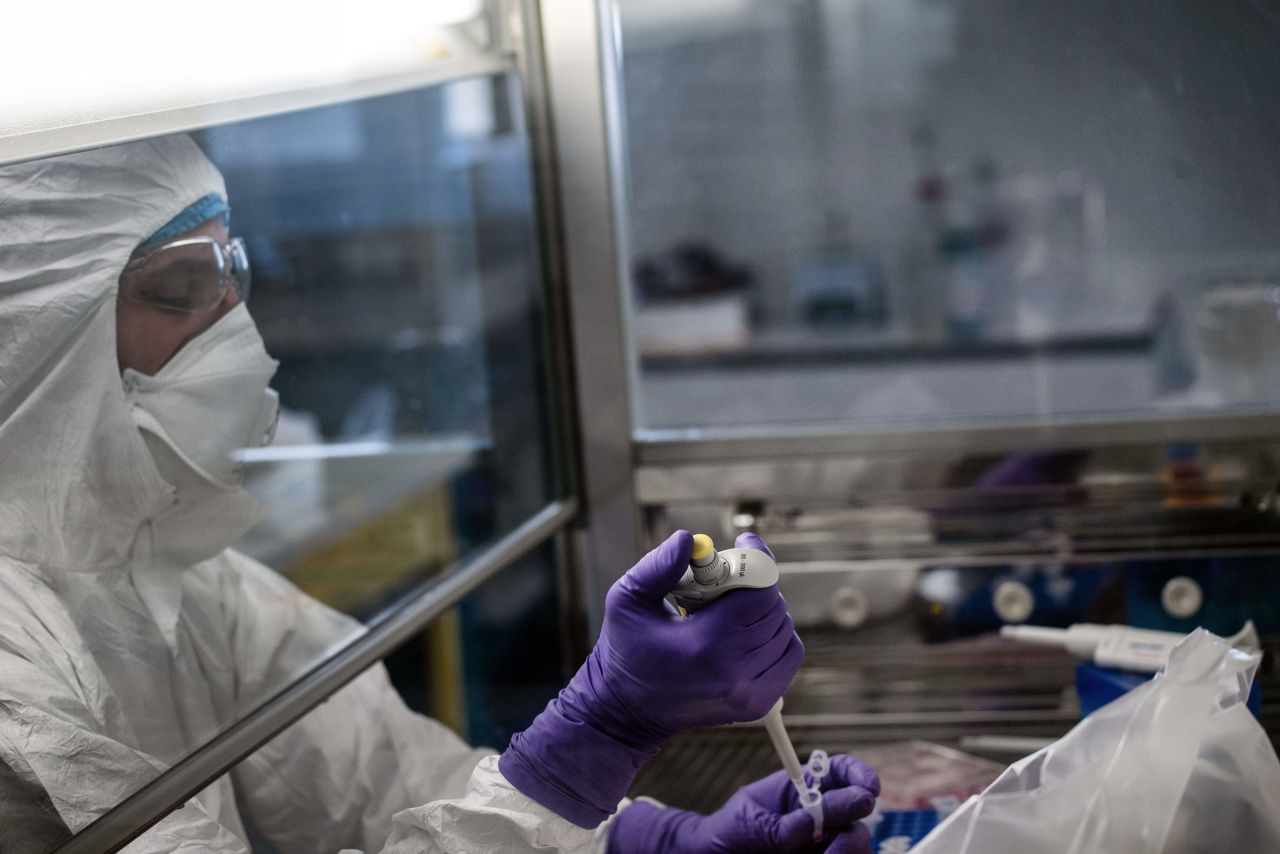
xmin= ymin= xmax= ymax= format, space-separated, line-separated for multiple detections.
xmin=912 ymin=629 xmax=1280 ymax=854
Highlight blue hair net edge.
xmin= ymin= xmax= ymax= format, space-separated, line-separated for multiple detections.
xmin=140 ymin=192 xmax=230 ymax=247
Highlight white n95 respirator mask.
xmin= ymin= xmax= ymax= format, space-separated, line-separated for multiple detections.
xmin=124 ymin=303 xmax=280 ymax=488
xmin=124 ymin=303 xmax=280 ymax=565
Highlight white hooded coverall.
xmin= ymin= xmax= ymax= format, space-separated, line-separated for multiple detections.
xmin=0 ymin=136 xmax=618 ymax=852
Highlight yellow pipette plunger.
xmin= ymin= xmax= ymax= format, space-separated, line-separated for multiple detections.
xmin=691 ymin=533 xmax=715 ymax=562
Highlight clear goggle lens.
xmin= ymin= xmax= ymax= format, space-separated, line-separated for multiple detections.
xmin=119 ymin=236 xmax=251 ymax=313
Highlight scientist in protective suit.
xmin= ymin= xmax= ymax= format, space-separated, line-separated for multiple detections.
xmin=0 ymin=135 xmax=879 ymax=853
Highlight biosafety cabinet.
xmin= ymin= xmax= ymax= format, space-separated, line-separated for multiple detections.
xmin=2 ymin=1 xmax=1279 ymax=849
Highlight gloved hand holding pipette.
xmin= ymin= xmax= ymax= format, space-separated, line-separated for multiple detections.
xmin=502 ymin=529 xmax=880 ymax=852
xmin=500 ymin=530 xmax=806 ymax=828
xmin=603 ymin=533 xmax=880 ymax=852
xmin=606 ymin=755 xmax=881 ymax=854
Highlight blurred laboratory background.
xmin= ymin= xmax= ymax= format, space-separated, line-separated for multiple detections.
xmin=608 ymin=0 xmax=1280 ymax=815
xmin=5 ymin=0 xmax=1280 ymax=849
xmin=621 ymin=0 xmax=1280 ymax=430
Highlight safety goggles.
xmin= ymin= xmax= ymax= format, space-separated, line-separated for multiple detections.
xmin=119 ymin=236 xmax=251 ymax=313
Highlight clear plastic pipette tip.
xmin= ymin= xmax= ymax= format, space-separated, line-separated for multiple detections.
xmin=762 ymin=700 xmax=824 ymax=840
xmin=762 ymin=700 xmax=806 ymax=783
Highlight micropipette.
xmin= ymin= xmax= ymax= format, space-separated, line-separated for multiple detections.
xmin=673 ymin=534 xmax=825 ymax=838
xmin=1001 ymin=619 xmax=1259 ymax=673
xmin=670 ymin=533 xmax=780 ymax=610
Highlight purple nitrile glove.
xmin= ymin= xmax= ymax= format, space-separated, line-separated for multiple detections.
xmin=500 ymin=530 xmax=803 ymax=827
xmin=607 ymin=754 xmax=882 ymax=854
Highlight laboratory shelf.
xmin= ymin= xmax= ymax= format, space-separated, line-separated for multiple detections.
xmin=641 ymin=328 xmax=1154 ymax=372
xmin=751 ymin=503 xmax=1280 ymax=566
xmin=637 ymin=436 xmax=1280 ymax=565
xmin=635 ymin=407 xmax=1280 ymax=464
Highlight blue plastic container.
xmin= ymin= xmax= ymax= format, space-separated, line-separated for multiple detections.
xmin=1076 ymin=660 xmax=1261 ymax=720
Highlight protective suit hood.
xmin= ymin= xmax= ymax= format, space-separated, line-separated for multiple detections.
xmin=0 ymin=135 xmax=618 ymax=854
xmin=0 ymin=135 xmax=229 ymax=572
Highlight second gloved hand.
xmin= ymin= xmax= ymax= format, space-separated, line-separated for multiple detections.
xmin=607 ymin=754 xmax=882 ymax=854
xmin=500 ymin=531 xmax=804 ymax=827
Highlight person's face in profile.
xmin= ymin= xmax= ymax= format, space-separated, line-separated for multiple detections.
xmin=116 ymin=217 xmax=243 ymax=375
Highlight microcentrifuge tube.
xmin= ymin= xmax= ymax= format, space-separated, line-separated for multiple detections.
xmin=806 ymin=749 xmax=830 ymax=780
xmin=799 ymin=784 xmax=824 ymax=840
